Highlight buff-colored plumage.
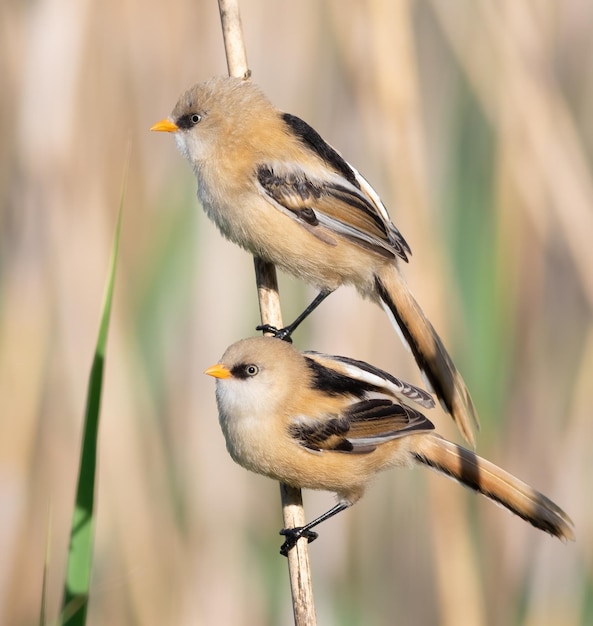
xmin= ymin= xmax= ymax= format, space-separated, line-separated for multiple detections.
xmin=152 ymin=76 xmax=479 ymax=447
xmin=206 ymin=337 xmax=575 ymax=548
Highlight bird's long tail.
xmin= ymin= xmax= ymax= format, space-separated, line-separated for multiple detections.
xmin=375 ymin=266 xmax=478 ymax=447
xmin=414 ymin=434 xmax=574 ymax=540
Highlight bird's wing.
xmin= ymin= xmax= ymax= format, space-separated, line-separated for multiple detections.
xmin=304 ymin=351 xmax=435 ymax=410
xmin=343 ymin=398 xmax=434 ymax=448
xmin=291 ymin=352 xmax=434 ymax=453
xmin=289 ymin=399 xmax=434 ymax=454
xmin=255 ymin=114 xmax=411 ymax=261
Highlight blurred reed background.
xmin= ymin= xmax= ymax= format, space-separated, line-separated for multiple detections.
xmin=1 ymin=0 xmax=591 ymax=624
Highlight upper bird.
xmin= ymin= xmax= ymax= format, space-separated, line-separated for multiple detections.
xmin=152 ymin=76 xmax=479 ymax=447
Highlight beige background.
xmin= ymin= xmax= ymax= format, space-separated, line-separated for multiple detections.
xmin=1 ymin=1 xmax=591 ymax=624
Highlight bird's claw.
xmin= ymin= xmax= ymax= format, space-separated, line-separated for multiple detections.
xmin=256 ymin=324 xmax=293 ymax=343
xmin=279 ymin=527 xmax=318 ymax=557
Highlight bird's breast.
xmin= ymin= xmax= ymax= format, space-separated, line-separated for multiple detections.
xmin=195 ymin=165 xmax=383 ymax=294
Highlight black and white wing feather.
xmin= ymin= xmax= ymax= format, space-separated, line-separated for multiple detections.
xmin=289 ymin=353 xmax=435 ymax=454
xmin=255 ymin=113 xmax=411 ymax=261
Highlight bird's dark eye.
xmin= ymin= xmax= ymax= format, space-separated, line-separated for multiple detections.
xmin=245 ymin=364 xmax=259 ymax=377
xmin=176 ymin=113 xmax=203 ymax=130
xmin=230 ymin=363 xmax=260 ymax=379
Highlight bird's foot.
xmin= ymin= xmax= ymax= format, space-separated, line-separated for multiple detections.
xmin=256 ymin=324 xmax=293 ymax=343
xmin=279 ymin=527 xmax=318 ymax=557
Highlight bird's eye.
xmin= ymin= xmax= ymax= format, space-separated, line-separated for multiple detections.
xmin=245 ymin=364 xmax=259 ymax=376
xmin=190 ymin=114 xmax=201 ymax=125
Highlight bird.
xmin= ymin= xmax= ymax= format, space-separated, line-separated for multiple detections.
xmin=205 ymin=336 xmax=574 ymax=556
xmin=152 ymin=76 xmax=478 ymax=445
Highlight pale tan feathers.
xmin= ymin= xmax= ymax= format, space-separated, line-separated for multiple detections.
xmin=208 ymin=337 xmax=574 ymax=541
xmin=155 ymin=76 xmax=480 ymax=448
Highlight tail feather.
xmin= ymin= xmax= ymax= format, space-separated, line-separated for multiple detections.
xmin=375 ymin=267 xmax=478 ymax=448
xmin=414 ymin=434 xmax=575 ymax=541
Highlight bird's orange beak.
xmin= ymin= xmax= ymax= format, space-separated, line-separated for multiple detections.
xmin=205 ymin=364 xmax=232 ymax=379
xmin=150 ymin=119 xmax=179 ymax=133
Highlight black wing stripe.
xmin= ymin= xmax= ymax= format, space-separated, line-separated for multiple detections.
xmin=288 ymin=417 xmax=371 ymax=453
xmin=304 ymin=357 xmax=380 ymax=397
xmin=345 ymin=399 xmax=405 ymax=421
xmin=257 ymin=165 xmax=324 ymax=203
xmin=328 ymin=354 xmax=435 ymax=408
xmin=282 ymin=113 xmax=359 ymax=188
xmin=326 ymin=186 xmax=388 ymax=233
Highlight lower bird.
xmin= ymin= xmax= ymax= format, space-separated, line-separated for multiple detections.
xmin=205 ymin=336 xmax=574 ymax=556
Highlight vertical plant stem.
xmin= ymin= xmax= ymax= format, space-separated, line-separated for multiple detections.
xmin=217 ymin=2 xmax=317 ymax=624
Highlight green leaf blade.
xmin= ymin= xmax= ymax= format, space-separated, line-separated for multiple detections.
xmin=60 ymin=164 xmax=126 ymax=626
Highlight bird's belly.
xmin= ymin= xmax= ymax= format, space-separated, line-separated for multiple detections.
xmin=200 ymin=190 xmax=383 ymax=295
